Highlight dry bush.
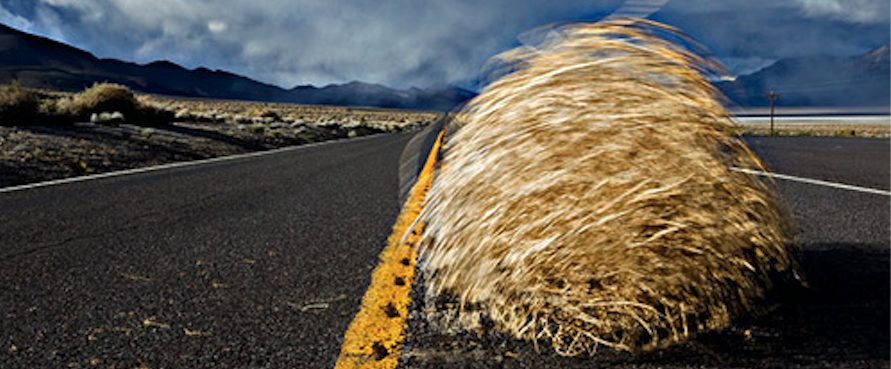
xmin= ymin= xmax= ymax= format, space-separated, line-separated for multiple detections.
xmin=51 ymin=83 xmax=172 ymax=125
xmin=0 ymin=81 xmax=40 ymax=126
xmin=418 ymin=19 xmax=798 ymax=355
xmin=60 ymin=82 xmax=140 ymax=120
xmin=133 ymin=104 xmax=175 ymax=126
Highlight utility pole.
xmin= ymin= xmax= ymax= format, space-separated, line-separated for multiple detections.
xmin=763 ymin=91 xmax=779 ymax=135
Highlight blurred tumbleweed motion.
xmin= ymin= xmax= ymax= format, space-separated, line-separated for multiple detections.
xmin=418 ymin=18 xmax=798 ymax=356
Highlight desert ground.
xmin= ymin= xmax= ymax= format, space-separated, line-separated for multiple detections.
xmin=0 ymin=94 xmax=439 ymax=188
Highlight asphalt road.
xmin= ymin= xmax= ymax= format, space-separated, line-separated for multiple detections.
xmin=0 ymin=133 xmax=413 ymax=368
xmin=1 ymin=132 xmax=888 ymax=369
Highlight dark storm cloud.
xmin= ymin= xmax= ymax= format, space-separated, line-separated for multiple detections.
xmin=0 ymin=0 xmax=887 ymax=89
xmin=657 ymin=1 xmax=889 ymax=57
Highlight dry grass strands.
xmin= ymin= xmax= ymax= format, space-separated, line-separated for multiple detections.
xmin=0 ymin=81 xmax=40 ymax=126
xmin=418 ymin=18 xmax=797 ymax=356
xmin=60 ymin=83 xmax=140 ymax=119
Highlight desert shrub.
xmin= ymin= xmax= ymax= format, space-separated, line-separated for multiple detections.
xmin=0 ymin=81 xmax=40 ymax=126
xmin=418 ymin=19 xmax=798 ymax=356
xmin=248 ymin=123 xmax=266 ymax=133
xmin=296 ymin=132 xmax=318 ymax=143
xmin=52 ymin=83 xmax=172 ymax=125
xmin=62 ymin=83 xmax=139 ymax=121
xmin=36 ymin=97 xmax=80 ymax=125
xmin=133 ymin=104 xmax=175 ymax=126
xmin=37 ymin=98 xmax=59 ymax=116
xmin=249 ymin=109 xmax=280 ymax=123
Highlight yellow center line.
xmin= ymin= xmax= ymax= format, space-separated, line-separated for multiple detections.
xmin=334 ymin=128 xmax=444 ymax=369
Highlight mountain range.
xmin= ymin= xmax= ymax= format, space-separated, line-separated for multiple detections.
xmin=0 ymin=22 xmax=887 ymax=110
xmin=716 ymin=43 xmax=890 ymax=108
xmin=0 ymin=23 xmax=474 ymax=111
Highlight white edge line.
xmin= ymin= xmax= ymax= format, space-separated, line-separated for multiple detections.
xmin=0 ymin=133 xmax=390 ymax=194
xmin=729 ymin=167 xmax=891 ymax=196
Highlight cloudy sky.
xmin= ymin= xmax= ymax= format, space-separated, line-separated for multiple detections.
xmin=0 ymin=0 xmax=888 ymax=90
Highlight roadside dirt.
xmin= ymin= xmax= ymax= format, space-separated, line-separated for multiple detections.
xmin=737 ymin=123 xmax=890 ymax=138
xmin=0 ymin=97 xmax=438 ymax=188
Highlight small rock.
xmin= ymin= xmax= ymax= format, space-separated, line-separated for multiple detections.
xmin=91 ymin=111 xmax=125 ymax=124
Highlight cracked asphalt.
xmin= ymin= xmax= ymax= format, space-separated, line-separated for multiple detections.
xmin=0 ymin=133 xmax=412 ymax=368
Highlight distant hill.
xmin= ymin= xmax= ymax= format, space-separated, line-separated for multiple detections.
xmin=717 ymin=43 xmax=890 ymax=108
xmin=0 ymin=23 xmax=474 ymax=111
